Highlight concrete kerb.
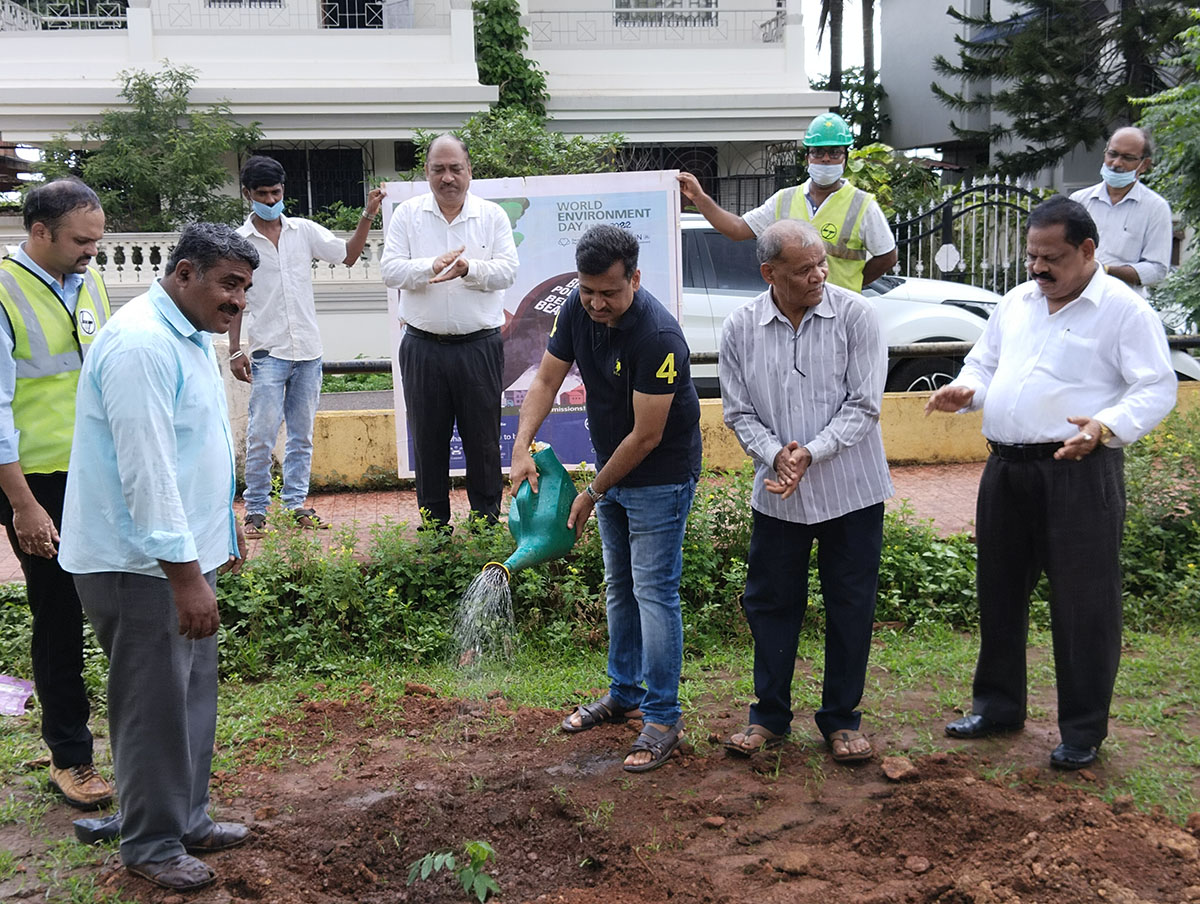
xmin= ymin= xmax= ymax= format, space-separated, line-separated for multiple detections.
xmin=215 ymin=338 xmax=1200 ymax=490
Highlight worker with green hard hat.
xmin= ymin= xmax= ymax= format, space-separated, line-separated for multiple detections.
xmin=677 ymin=111 xmax=898 ymax=292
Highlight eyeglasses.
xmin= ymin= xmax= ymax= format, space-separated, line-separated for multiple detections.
xmin=806 ymin=147 xmax=846 ymax=162
xmin=1104 ymin=148 xmax=1146 ymax=165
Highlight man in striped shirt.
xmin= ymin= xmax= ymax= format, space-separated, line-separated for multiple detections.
xmin=719 ymin=219 xmax=893 ymax=764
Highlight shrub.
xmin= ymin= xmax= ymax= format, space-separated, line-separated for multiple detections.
xmin=1120 ymin=405 xmax=1200 ymax=629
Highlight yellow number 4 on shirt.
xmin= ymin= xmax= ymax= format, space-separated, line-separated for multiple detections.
xmin=655 ymin=352 xmax=677 ymax=385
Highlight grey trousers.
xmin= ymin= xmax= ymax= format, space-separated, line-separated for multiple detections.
xmin=76 ymin=570 xmax=218 ymax=866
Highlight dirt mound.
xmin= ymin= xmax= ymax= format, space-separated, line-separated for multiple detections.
xmin=91 ymin=689 xmax=1200 ymax=904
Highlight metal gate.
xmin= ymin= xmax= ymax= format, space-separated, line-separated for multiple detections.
xmin=891 ymin=180 xmax=1044 ymax=296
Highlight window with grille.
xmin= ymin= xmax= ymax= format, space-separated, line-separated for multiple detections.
xmin=614 ymin=0 xmax=718 ymax=28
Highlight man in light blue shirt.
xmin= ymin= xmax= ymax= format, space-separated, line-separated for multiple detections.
xmin=60 ymin=224 xmax=256 ymax=892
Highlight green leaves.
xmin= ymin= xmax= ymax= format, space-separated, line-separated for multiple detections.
xmin=36 ymin=62 xmax=261 ymax=231
xmin=473 ymin=0 xmax=548 ymax=116
xmin=407 ymin=840 xmax=499 ymax=902
xmin=406 ymin=108 xmax=623 ymax=180
xmin=930 ymin=1 xmax=1195 ymax=178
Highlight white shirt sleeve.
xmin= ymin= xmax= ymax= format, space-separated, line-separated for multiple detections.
xmin=380 ymin=202 xmax=437 ymax=290
xmin=859 ymin=198 xmax=897 ymax=256
xmin=460 ymin=203 xmax=518 ymax=292
xmin=304 ymin=220 xmax=350 ymax=266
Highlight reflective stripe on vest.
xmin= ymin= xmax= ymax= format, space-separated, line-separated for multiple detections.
xmin=0 ymin=260 xmax=111 ymax=473
xmin=773 ymin=182 xmax=873 ymax=291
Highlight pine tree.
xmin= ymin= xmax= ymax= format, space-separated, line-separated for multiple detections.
xmin=931 ymin=0 xmax=1193 ymax=177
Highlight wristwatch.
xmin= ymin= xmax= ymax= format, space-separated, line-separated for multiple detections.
xmin=584 ymin=483 xmax=605 ymax=502
xmin=1097 ymin=422 xmax=1114 ymax=445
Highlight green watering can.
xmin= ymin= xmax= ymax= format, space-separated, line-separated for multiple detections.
xmin=489 ymin=443 xmax=578 ymax=575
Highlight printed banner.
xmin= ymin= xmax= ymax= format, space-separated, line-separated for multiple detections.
xmin=382 ymin=171 xmax=682 ymax=478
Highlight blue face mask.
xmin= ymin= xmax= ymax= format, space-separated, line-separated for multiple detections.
xmin=252 ymin=199 xmax=285 ymax=220
xmin=1100 ymin=164 xmax=1138 ymax=189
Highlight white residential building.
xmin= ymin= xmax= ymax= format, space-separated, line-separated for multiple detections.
xmin=1 ymin=0 xmax=834 ymax=213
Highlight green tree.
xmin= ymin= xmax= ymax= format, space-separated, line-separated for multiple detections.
xmin=473 ymin=0 xmax=548 ymax=116
xmin=1137 ymin=9 xmax=1200 ymax=328
xmin=811 ymin=66 xmax=890 ymax=146
xmin=407 ymin=108 xmax=621 ymax=180
xmin=36 ymin=63 xmax=260 ymax=231
xmin=931 ymin=1 xmax=1193 ymax=177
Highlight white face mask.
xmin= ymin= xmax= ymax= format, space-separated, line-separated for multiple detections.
xmin=807 ymin=163 xmax=844 ymax=187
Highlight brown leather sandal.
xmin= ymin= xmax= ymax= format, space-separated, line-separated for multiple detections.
xmin=724 ymin=724 xmax=785 ymax=757
xmin=561 ymin=693 xmax=642 ymax=734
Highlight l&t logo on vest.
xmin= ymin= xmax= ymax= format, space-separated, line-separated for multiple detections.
xmin=77 ymin=310 xmax=97 ymax=336
xmin=819 ymin=223 xmax=839 ymax=242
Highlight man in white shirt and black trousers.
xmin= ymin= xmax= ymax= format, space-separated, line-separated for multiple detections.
xmin=381 ymin=135 xmax=518 ymax=528
xmin=927 ymin=196 xmax=1176 ymax=770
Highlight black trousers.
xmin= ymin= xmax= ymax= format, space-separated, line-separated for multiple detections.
xmin=398 ymin=330 xmax=504 ymax=526
xmin=0 ymin=471 xmax=94 ymax=768
xmin=742 ymin=504 xmax=883 ymax=739
xmin=972 ymin=447 xmax=1125 ymax=748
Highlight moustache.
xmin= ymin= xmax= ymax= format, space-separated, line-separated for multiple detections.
xmin=1032 ymin=271 xmax=1055 ymax=282
xmin=218 ymin=303 xmax=240 ymax=316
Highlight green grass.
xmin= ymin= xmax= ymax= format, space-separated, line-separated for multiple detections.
xmin=320 ymin=372 xmax=393 ymax=393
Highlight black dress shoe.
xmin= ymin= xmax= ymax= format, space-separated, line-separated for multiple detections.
xmin=1050 ymin=743 xmax=1099 ymax=770
xmin=944 ymin=713 xmax=1024 ymax=739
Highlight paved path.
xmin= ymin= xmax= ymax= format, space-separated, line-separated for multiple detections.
xmin=0 ymin=462 xmax=983 ymax=584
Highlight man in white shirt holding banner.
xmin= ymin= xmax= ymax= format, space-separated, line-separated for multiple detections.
xmin=927 ymin=196 xmax=1176 ymax=771
xmin=380 ymin=135 xmax=519 ymax=529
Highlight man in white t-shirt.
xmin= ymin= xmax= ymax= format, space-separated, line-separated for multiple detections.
xmin=231 ymin=155 xmax=382 ymax=536
xmin=678 ymin=112 xmax=897 ymax=292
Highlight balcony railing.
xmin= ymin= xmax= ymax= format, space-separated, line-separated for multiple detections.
xmin=82 ymin=231 xmax=387 ymax=286
xmin=526 ymin=7 xmax=787 ymax=48
xmin=150 ymin=0 xmax=449 ymax=31
xmin=0 ymin=0 xmax=127 ymax=30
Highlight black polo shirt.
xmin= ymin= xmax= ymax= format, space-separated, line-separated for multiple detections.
xmin=547 ymin=286 xmax=702 ymax=487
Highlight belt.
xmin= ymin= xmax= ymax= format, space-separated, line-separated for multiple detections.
xmin=405 ymin=325 xmax=500 ymax=344
xmin=986 ymin=440 xmax=1063 ymax=462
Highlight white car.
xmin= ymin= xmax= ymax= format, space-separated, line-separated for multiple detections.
xmin=680 ymin=214 xmax=1200 ymax=394
xmin=681 ymin=214 xmax=998 ymax=394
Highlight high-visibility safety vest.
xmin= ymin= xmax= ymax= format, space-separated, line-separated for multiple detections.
xmin=0 ymin=258 xmax=111 ymax=473
xmin=773 ymin=181 xmax=874 ymax=292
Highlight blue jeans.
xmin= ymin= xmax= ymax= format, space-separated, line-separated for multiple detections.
xmin=243 ymin=354 xmax=323 ymax=514
xmin=594 ymin=478 xmax=696 ymax=727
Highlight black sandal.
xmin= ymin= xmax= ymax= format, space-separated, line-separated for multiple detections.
xmin=623 ymin=719 xmax=685 ymax=773
xmin=561 ymin=693 xmax=642 ymax=734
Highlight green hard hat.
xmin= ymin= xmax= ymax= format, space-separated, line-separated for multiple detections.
xmin=804 ymin=112 xmax=853 ymax=147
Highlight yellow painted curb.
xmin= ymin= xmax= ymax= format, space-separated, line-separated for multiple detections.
xmin=308 ymin=382 xmax=1200 ymax=488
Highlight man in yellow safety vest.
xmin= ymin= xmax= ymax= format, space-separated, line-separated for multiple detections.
xmin=678 ymin=112 xmax=898 ymax=292
xmin=0 ymin=179 xmax=113 ymax=810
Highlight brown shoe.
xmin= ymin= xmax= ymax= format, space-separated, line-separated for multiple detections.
xmin=127 ymin=853 xmax=216 ymax=890
xmin=244 ymin=512 xmax=267 ymax=539
xmin=292 ymin=508 xmax=330 ymax=530
xmin=185 ymin=822 xmax=250 ymax=853
xmin=49 ymin=762 xmax=113 ymax=810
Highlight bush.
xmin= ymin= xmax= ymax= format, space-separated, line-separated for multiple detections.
xmin=1120 ymin=405 xmax=1200 ymax=629
xmin=877 ymin=503 xmax=978 ymax=628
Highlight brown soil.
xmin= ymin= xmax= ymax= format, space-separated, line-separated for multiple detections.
xmin=49 ymin=679 xmax=1200 ymax=904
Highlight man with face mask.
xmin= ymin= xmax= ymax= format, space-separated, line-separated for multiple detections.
xmin=232 ymin=156 xmax=383 ymax=537
xmin=678 ymin=112 xmax=897 ymax=292
xmin=1069 ymin=127 xmax=1172 ymax=298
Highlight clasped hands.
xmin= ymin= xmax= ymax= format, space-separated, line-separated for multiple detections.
xmin=431 ymin=246 xmax=468 ymax=284
xmin=767 ymin=441 xmax=812 ymax=499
